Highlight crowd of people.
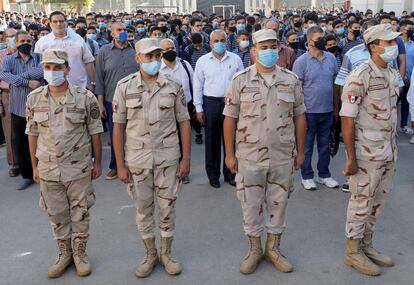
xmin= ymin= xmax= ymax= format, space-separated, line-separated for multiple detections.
xmin=0 ymin=6 xmax=411 ymax=279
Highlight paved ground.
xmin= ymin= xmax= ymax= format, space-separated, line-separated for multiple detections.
xmin=0 ymin=131 xmax=413 ymax=285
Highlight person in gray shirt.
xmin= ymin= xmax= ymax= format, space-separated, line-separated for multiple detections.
xmin=95 ymin=22 xmax=139 ymax=180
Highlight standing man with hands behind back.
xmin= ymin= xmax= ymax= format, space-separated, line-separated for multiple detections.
xmin=224 ymin=29 xmax=307 ymax=275
xmin=340 ymin=24 xmax=400 ymax=276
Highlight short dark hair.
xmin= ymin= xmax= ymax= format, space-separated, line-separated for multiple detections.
xmin=49 ymin=11 xmax=66 ymax=22
xmin=27 ymin=23 xmax=39 ymax=31
xmin=346 ymin=13 xmax=356 ymax=19
xmin=237 ymin=30 xmax=249 ymax=37
xmin=304 ymin=12 xmax=318 ymax=24
xmin=366 ymin=39 xmax=380 ymax=54
xmin=15 ymin=30 xmax=29 ymax=40
xmin=86 ymin=26 xmax=96 ymax=31
xmin=362 ymin=19 xmax=379 ymax=30
xmin=149 ymin=26 xmax=161 ymax=34
xmin=325 ymin=34 xmax=337 ymax=42
xmin=379 ymin=14 xmax=391 ymax=22
xmin=332 ymin=19 xmax=343 ymax=28
xmin=190 ymin=17 xmax=202 ymax=26
xmin=191 ymin=32 xmax=203 ymax=44
xmin=285 ymin=30 xmax=297 ymax=39
xmin=348 ymin=20 xmax=359 ymax=28
xmin=86 ymin=12 xmax=94 ymax=18
xmin=400 ymin=19 xmax=413 ymax=27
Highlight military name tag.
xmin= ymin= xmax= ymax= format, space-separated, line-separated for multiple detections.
xmin=241 ymin=87 xmax=260 ymax=93
xmin=33 ymin=106 xmax=50 ymax=112
xmin=66 ymin=107 xmax=85 ymax=114
xmin=126 ymin=93 xmax=142 ymax=100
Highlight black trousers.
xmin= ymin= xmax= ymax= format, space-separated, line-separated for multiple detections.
xmin=11 ymin=114 xmax=32 ymax=180
xmin=203 ymin=96 xmax=233 ymax=182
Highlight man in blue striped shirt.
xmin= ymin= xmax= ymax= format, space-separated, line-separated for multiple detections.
xmin=0 ymin=30 xmax=43 ymax=190
xmin=233 ymin=30 xmax=251 ymax=68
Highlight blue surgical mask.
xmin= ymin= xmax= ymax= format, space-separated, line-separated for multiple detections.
xmin=141 ymin=60 xmax=161 ymax=75
xmin=8 ymin=37 xmax=15 ymax=49
xmin=258 ymin=49 xmax=279 ymax=68
xmin=87 ymin=34 xmax=97 ymax=41
xmin=118 ymin=31 xmax=128 ymax=42
xmin=213 ymin=42 xmax=226 ymax=54
xmin=239 ymin=40 xmax=250 ymax=49
xmin=44 ymin=70 xmax=65 ymax=86
xmin=137 ymin=27 xmax=146 ymax=33
xmin=335 ymin=27 xmax=345 ymax=35
xmin=125 ymin=20 xmax=131 ymax=27
xmin=0 ymin=42 xmax=7 ymax=50
xmin=379 ymin=45 xmax=399 ymax=63
xmin=98 ymin=22 xmax=107 ymax=29
xmin=236 ymin=23 xmax=246 ymax=31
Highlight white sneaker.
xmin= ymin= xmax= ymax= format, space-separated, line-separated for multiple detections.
xmin=399 ymin=126 xmax=414 ymax=135
xmin=316 ymin=177 xmax=339 ymax=188
xmin=302 ymin=179 xmax=317 ymax=191
xmin=410 ymin=136 xmax=414 ymax=144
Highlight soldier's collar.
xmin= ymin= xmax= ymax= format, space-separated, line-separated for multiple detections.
xmin=136 ymin=71 xmax=167 ymax=89
xmin=367 ymin=59 xmax=387 ymax=79
xmin=249 ymin=64 xmax=280 ymax=85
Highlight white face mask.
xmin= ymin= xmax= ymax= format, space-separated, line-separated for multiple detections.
xmin=379 ymin=45 xmax=399 ymax=63
xmin=239 ymin=40 xmax=250 ymax=49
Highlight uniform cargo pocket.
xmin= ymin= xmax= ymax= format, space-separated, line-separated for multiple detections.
xmin=235 ymin=173 xmax=246 ymax=202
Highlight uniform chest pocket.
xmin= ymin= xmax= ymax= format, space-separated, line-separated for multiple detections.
xmin=126 ymin=95 xmax=144 ymax=120
xmin=159 ymin=93 xmax=176 ymax=120
xmin=366 ymin=90 xmax=391 ymax=120
xmin=65 ymin=109 xmax=86 ymax=133
xmin=33 ymin=112 xmax=50 ymax=131
xmin=240 ymin=92 xmax=261 ymax=118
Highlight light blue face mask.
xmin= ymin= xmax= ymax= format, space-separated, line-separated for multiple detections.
xmin=141 ymin=60 xmax=161 ymax=75
xmin=335 ymin=27 xmax=345 ymax=35
xmin=44 ymin=70 xmax=65 ymax=86
xmin=258 ymin=49 xmax=279 ymax=68
xmin=0 ymin=42 xmax=7 ymax=50
xmin=236 ymin=23 xmax=246 ymax=31
xmin=8 ymin=37 xmax=15 ymax=49
xmin=87 ymin=34 xmax=97 ymax=41
xmin=124 ymin=20 xmax=132 ymax=27
xmin=213 ymin=42 xmax=226 ymax=54
xmin=137 ymin=27 xmax=146 ymax=34
xmin=98 ymin=22 xmax=107 ymax=29
xmin=379 ymin=45 xmax=399 ymax=63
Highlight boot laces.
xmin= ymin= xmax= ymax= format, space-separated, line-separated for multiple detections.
xmin=76 ymin=242 xmax=88 ymax=263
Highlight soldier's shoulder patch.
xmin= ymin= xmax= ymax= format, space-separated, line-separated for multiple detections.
xmin=28 ymin=86 xmax=46 ymax=98
xmin=117 ymin=72 xmax=138 ymax=86
xmin=347 ymin=92 xmax=359 ymax=104
xmin=112 ymin=100 xmax=118 ymax=113
xmin=89 ymin=101 xmax=100 ymax=119
xmin=232 ymin=68 xmax=249 ymax=81
xmin=225 ymin=97 xmax=232 ymax=106
xmin=352 ymin=62 xmax=370 ymax=77
xmin=180 ymin=93 xmax=186 ymax=106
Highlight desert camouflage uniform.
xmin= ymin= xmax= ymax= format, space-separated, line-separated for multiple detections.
xmin=112 ymin=71 xmax=189 ymax=239
xmin=340 ymin=59 xmax=398 ymax=240
xmin=25 ymin=84 xmax=103 ymax=241
xmin=223 ymin=65 xmax=306 ymax=237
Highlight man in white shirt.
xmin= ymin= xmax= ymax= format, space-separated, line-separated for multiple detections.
xmin=160 ymin=38 xmax=194 ymax=184
xmin=193 ymin=30 xmax=244 ymax=188
xmin=34 ymin=11 xmax=96 ymax=90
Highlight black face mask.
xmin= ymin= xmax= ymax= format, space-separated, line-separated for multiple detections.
xmin=327 ymin=45 xmax=339 ymax=53
xmin=76 ymin=28 xmax=87 ymax=38
xmin=293 ymin=21 xmax=302 ymax=28
xmin=313 ymin=38 xmax=326 ymax=50
xmin=163 ymin=50 xmax=177 ymax=62
xmin=160 ymin=26 xmax=169 ymax=33
xmin=17 ymin=43 xmax=32 ymax=55
xmin=406 ymin=30 xmax=414 ymax=38
xmin=352 ymin=29 xmax=361 ymax=37
xmin=289 ymin=42 xmax=299 ymax=49
xmin=229 ymin=26 xmax=237 ymax=33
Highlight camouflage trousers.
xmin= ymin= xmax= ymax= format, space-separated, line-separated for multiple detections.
xmin=235 ymin=160 xmax=294 ymax=237
xmin=39 ymin=175 xmax=95 ymax=241
xmin=346 ymin=160 xmax=395 ymax=239
xmin=129 ymin=163 xmax=182 ymax=239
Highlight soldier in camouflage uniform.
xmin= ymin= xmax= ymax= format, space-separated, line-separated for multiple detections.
xmin=26 ymin=49 xmax=103 ymax=278
xmin=112 ymin=38 xmax=191 ymax=278
xmin=340 ymin=24 xmax=400 ymax=276
xmin=223 ymin=29 xmax=307 ymax=275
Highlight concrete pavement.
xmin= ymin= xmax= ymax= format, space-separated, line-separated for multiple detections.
xmin=0 ymin=132 xmax=413 ymax=285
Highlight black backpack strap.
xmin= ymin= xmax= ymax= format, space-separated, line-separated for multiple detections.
xmin=180 ymin=58 xmax=193 ymax=97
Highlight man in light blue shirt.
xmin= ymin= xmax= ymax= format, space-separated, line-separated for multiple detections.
xmin=193 ymin=30 xmax=243 ymax=188
xmin=293 ymin=26 xmax=339 ymax=191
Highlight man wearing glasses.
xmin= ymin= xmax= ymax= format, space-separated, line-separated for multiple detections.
xmin=112 ymin=38 xmax=192 ymax=278
xmin=34 ymin=11 xmax=96 ymax=91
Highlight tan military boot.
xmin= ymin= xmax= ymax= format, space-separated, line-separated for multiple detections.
xmin=73 ymin=240 xmax=92 ymax=277
xmin=362 ymin=232 xmax=394 ymax=267
xmin=264 ymin=233 xmax=293 ymax=273
xmin=135 ymin=237 xmax=159 ymax=278
xmin=48 ymin=239 xmax=73 ymax=278
xmin=344 ymin=238 xmax=381 ymax=276
xmin=159 ymin=236 xmax=182 ymax=275
xmin=240 ymin=236 xmax=263 ymax=274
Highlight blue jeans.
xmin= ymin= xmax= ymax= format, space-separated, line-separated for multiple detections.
xmin=105 ymin=101 xmax=116 ymax=170
xmin=301 ymin=112 xmax=333 ymax=180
